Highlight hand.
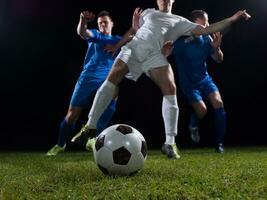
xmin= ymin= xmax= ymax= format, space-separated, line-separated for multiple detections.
xmin=104 ymin=44 xmax=118 ymax=57
xmin=161 ymin=41 xmax=173 ymax=57
xmin=80 ymin=11 xmax=95 ymax=23
xmin=211 ymin=32 xmax=222 ymax=49
xmin=132 ymin=7 xmax=143 ymax=32
xmin=230 ymin=10 xmax=251 ymax=22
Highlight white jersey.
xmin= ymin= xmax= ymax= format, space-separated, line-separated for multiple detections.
xmin=118 ymin=8 xmax=198 ymax=81
xmin=136 ymin=8 xmax=197 ymax=51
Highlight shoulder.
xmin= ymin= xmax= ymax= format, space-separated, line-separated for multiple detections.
xmin=88 ymin=29 xmax=99 ymax=38
xmin=112 ymin=35 xmax=122 ymax=42
xmin=114 ymin=35 xmax=122 ymax=39
xmin=142 ymin=8 xmax=156 ymax=16
xmin=90 ymin=29 xmax=98 ymax=34
xmin=171 ymin=14 xmax=187 ymax=20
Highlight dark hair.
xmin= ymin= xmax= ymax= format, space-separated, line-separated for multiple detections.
xmin=97 ymin=10 xmax=113 ymax=21
xmin=190 ymin=10 xmax=207 ymax=22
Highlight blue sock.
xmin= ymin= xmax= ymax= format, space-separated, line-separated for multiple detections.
xmin=96 ymin=100 xmax=116 ymax=136
xmin=57 ymin=119 xmax=76 ymax=147
xmin=189 ymin=112 xmax=199 ymax=129
xmin=214 ymin=107 xmax=226 ymax=145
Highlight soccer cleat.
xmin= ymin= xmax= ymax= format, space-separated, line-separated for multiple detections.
xmin=86 ymin=137 xmax=96 ymax=151
xmin=161 ymin=143 xmax=181 ymax=159
xmin=216 ymin=143 xmax=225 ymax=153
xmin=46 ymin=144 xmax=66 ymax=156
xmin=190 ymin=127 xmax=200 ymax=143
xmin=71 ymin=124 xmax=96 ymax=148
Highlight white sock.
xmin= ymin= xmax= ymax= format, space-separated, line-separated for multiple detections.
xmin=165 ymin=135 xmax=175 ymax=145
xmin=87 ymin=80 xmax=116 ymax=128
xmin=162 ymin=95 xmax=179 ymax=144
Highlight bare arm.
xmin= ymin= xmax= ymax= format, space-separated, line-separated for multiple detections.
xmin=113 ymin=7 xmax=143 ymax=49
xmin=104 ymin=8 xmax=143 ymax=55
xmin=77 ymin=11 xmax=95 ymax=40
xmin=210 ymin=33 xmax=223 ymax=63
xmin=103 ymin=27 xmax=136 ymax=56
xmin=192 ymin=10 xmax=251 ymax=36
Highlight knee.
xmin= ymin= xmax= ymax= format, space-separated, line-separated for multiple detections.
xmin=213 ymin=99 xmax=224 ymax=109
xmin=163 ymin=81 xmax=176 ymax=95
xmin=196 ymin=106 xmax=208 ymax=119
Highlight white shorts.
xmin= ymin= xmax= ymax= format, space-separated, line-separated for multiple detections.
xmin=117 ymin=39 xmax=169 ymax=81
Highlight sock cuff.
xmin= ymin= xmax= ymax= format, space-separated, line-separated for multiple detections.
xmin=163 ymin=95 xmax=178 ymax=105
xmin=214 ymin=107 xmax=226 ymax=114
xmin=103 ymin=80 xmax=116 ymax=90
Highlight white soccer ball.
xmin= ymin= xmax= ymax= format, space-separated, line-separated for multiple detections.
xmin=93 ymin=124 xmax=147 ymax=176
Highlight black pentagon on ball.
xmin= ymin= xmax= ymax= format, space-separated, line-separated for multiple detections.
xmin=113 ymin=147 xmax=132 ymax=165
xmin=97 ymin=164 xmax=109 ymax=175
xmin=95 ymin=135 xmax=105 ymax=151
xmin=141 ymin=141 xmax=148 ymax=158
xmin=116 ymin=125 xmax=132 ymax=135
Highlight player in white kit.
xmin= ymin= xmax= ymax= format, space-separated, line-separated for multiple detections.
xmin=72 ymin=0 xmax=251 ymax=159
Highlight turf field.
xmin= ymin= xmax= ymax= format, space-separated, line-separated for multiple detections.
xmin=0 ymin=147 xmax=266 ymax=200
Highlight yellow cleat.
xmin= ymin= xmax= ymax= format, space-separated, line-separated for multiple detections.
xmin=46 ymin=144 xmax=66 ymax=156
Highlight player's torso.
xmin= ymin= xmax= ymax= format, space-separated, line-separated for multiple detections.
xmin=135 ymin=9 xmax=187 ymax=48
xmin=83 ymin=32 xmax=121 ymax=77
xmin=174 ymin=35 xmax=213 ymax=86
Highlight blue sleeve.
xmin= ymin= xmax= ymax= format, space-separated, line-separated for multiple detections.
xmin=86 ymin=29 xmax=121 ymax=46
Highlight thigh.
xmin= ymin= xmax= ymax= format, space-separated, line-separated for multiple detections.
xmin=70 ymin=77 xmax=102 ymax=107
xmin=149 ymin=64 xmax=176 ymax=95
xmin=107 ymin=58 xmax=129 ymax=85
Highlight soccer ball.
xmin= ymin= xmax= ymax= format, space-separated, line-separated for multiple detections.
xmin=93 ymin=124 xmax=147 ymax=176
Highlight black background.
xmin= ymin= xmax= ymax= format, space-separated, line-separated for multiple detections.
xmin=1 ymin=0 xmax=267 ymax=150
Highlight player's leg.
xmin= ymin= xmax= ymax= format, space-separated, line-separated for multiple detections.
xmin=96 ymin=99 xmax=117 ymax=135
xmin=72 ymin=59 xmax=128 ymax=145
xmin=149 ymin=65 xmax=180 ymax=159
xmin=46 ymin=106 xmax=82 ymax=156
xmin=87 ymin=59 xmax=128 ymax=128
xmin=86 ymin=90 xmax=119 ymax=151
xmin=207 ymin=91 xmax=226 ymax=153
xmin=48 ymin=75 xmax=99 ymax=154
xmin=96 ymin=88 xmax=119 ymax=136
xmin=190 ymin=98 xmax=208 ymax=143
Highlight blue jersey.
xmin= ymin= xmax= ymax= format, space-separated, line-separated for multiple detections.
xmin=81 ymin=29 xmax=121 ymax=81
xmin=173 ymin=35 xmax=215 ymax=90
xmin=70 ymin=30 xmax=121 ymax=107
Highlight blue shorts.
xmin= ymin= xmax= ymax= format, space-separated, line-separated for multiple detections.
xmin=70 ymin=75 xmax=104 ymax=107
xmin=182 ymin=78 xmax=218 ymax=104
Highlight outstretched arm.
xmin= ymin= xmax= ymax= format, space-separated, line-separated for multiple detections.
xmin=104 ymin=8 xmax=143 ymax=56
xmin=77 ymin=11 xmax=95 ymax=40
xmin=192 ymin=10 xmax=251 ymax=36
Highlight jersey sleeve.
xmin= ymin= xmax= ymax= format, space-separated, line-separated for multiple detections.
xmin=179 ymin=17 xmax=199 ymax=36
xmin=86 ymin=29 xmax=101 ymax=43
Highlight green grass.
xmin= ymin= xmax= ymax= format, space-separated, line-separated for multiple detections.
xmin=0 ymin=147 xmax=267 ymax=200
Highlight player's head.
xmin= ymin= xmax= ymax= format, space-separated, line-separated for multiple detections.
xmin=97 ymin=10 xmax=114 ymax=35
xmin=190 ymin=10 xmax=209 ymax=27
xmin=157 ymin=0 xmax=175 ymax=13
